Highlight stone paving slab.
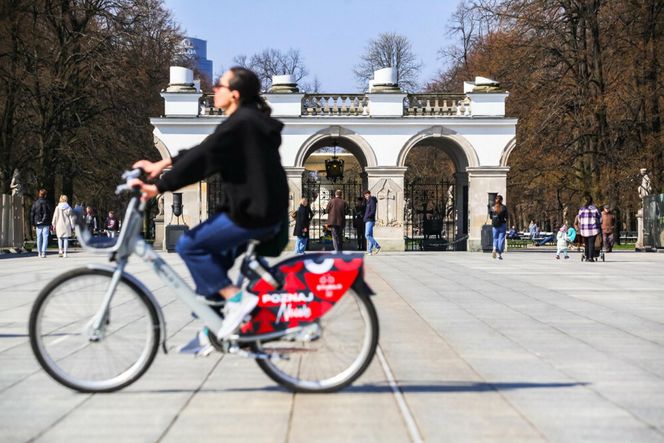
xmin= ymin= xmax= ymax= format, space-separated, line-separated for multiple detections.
xmin=0 ymin=249 xmax=663 ymax=442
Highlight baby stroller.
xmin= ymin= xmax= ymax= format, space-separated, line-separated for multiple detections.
xmin=580 ymin=231 xmax=605 ymax=262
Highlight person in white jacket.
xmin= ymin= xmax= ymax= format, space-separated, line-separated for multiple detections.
xmin=52 ymin=195 xmax=74 ymax=257
xmin=556 ymin=224 xmax=569 ymax=260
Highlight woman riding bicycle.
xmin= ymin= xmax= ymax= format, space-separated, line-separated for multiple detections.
xmin=131 ymin=67 xmax=289 ymax=338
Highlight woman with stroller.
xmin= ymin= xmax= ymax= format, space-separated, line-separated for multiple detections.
xmin=575 ymin=195 xmax=601 ymax=262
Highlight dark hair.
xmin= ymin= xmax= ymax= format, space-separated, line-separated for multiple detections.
xmin=583 ymin=194 xmax=593 ymax=207
xmin=493 ymin=194 xmax=504 ymax=214
xmin=364 ymin=190 xmax=371 ymax=195
xmin=228 ymin=67 xmax=271 ymax=116
xmin=38 ymin=188 xmax=47 ymax=198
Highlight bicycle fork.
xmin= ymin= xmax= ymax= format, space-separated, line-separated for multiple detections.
xmin=87 ymin=261 xmax=126 ymax=342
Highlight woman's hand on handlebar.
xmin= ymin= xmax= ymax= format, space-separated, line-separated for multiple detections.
xmin=132 ymin=159 xmax=172 ymax=179
xmin=128 ymin=179 xmax=159 ymax=202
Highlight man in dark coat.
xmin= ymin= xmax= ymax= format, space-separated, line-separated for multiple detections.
xmin=364 ymin=190 xmax=381 ymax=254
xmin=293 ymin=198 xmax=314 ymax=254
xmin=326 ymin=189 xmax=348 ymax=252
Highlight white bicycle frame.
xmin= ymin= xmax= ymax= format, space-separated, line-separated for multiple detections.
xmin=75 ymin=171 xmax=255 ymax=352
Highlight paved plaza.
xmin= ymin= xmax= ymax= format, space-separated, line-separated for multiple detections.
xmin=0 ymin=248 xmax=663 ymax=442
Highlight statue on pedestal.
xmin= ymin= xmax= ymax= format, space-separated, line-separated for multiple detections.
xmin=10 ymin=169 xmax=24 ymax=196
xmin=636 ymin=168 xmax=652 ymax=250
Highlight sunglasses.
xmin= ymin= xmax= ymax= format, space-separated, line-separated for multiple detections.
xmin=213 ymin=82 xmax=232 ymax=90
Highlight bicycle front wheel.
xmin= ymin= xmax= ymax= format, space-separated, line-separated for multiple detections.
xmin=29 ymin=268 xmax=160 ymax=392
xmin=252 ymin=288 xmax=379 ymax=393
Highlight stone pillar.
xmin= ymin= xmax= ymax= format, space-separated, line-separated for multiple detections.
xmin=285 ymin=167 xmax=305 ymax=214
xmin=636 ymin=208 xmax=645 ymax=251
xmin=365 ymin=166 xmax=408 ymax=251
xmin=466 ymin=166 xmax=509 ymax=251
xmin=284 ymin=167 xmax=305 ymax=250
xmin=161 ymin=67 xmax=202 ymax=117
xmin=455 ymin=172 xmax=469 ymax=249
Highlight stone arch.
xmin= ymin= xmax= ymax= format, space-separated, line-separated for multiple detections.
xmin=397 ymin=126 xmax=479 ymax=170
xmin=294 ymin=126 xmax=377 ymax=168
xmin=499 ymin=136 xmax=517 ymax=167
xmin=153 ymin=135 xmax=171 ymax=161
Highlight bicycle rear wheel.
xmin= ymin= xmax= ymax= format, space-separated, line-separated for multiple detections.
xmin=252 ymin=288 xmax=379 ymax=393
xmin=29 ymin=268 xmax=160 ymax=392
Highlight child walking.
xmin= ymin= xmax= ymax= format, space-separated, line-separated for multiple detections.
xmin=556 ymin=224 xmax=569 ymax=260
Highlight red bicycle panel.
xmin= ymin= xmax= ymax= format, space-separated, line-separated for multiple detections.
xmin=239 ymin=254 xmax=363 ymax=336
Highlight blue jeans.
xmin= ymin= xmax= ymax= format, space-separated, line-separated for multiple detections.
xmin=176 ymin=212 xmax=280 ymax=296
xmin=295 ymin=236 xmax=308 ymax=254
xmin=57 ymin=237 xmax=69 ymax=253
xmin=492 ymin=224 xmax=507 ymax=253
xmin=365 ymin=220 xmax=380 ymax=252
xmin=36 ymin=226 xmax=49 ymax=254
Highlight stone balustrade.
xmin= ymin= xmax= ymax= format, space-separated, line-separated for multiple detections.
xmin=199 ymin=95 xmax=224 ymax=116
xmin=198 ymin=93 xmax=476 ymax=117
xmin=404 ymin=94 xmax=470 ymax=116
xmin=302 ymin=94 xmax=369 ymax=116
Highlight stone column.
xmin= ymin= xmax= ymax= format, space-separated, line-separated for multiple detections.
xmin=365 ymin=166 xmax=408 ymax=251
xmin=455 ymin=172 xmax=469 ymax=250
xmin=466 ymin=166 xmax=510 ymax=251
xmin=636 ymin=208 xmax=645 ymax=251
xmin=284 ymin=167 xmax=305 ymax=250
xmin=285 ymin=167 xmax=305 ymax=214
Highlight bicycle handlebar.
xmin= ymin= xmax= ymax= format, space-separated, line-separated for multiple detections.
xmin=115 ymin=168 xmax=144 ymax=195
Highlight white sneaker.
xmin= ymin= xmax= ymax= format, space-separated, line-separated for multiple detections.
xmin=179 ymin=328 xmax=214 ymax=356
xmin=63 ymin=252 xmax=67 ymax=258
xmin=216 ymin=292 xmax=259 ymax=339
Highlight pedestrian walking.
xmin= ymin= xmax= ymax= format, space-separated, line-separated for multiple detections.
xmin=353 ymin=196 xmax=366 ymax=251
xmin=105 ymin=210 xmax=120 ymax=238
xmin=51 ymin=195 xmax=74 ymax=257
xmin=555 ymin=224 xmax=570 ymax=259
xmin=326 ymin=190 xmax=348 ymax=252
xmin=601 ymin=205 xmax=615 ymax=252
xmin=575 ymin=195 xmax=601 ymax=262
xmin=489 ymin=194 xmax=508 ymax=259
xmin=30 ymin=188 xmax=53 ymax=258
xmin=363 ymin=190 xmax=381 ymax=255
xmin=293 ymin=198 xmax=313 ymax=254
xmin=84 ymin=206 xmax=98 ymax=235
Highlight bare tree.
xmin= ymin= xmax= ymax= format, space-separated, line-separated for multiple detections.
xmin=0 ymin=0 xmax=183 ymax=210
xmin=300 ymin=75 xmax=322 ymax=93
xmin=353 ymin=32 xmax=423 ymax=92
xmin=232 ymin=48 xmax=308 ymax=91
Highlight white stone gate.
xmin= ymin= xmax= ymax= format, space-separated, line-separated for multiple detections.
xmin=151 ymin=67 xmax=517 ymax=251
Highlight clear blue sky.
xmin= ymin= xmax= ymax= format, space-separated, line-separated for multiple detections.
xmin=163 ymin=0 xmax=459 ymax=91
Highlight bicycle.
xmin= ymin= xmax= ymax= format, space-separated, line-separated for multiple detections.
xmin=28 ymin=170 xmax=379 ymax=393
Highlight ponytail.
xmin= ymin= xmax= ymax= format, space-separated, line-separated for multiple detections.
xmin=255 ymin=95 xmax=272 ymax=116
xmin=228 ymin=66 xmax=272 ymax=116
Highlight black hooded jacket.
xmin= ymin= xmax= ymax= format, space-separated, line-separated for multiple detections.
xmin=155 ymin=105 xmax=289 ymax=228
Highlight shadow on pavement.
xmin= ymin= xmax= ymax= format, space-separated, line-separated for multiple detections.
xmin=125 ymin=381 xmax=587 ymax=395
